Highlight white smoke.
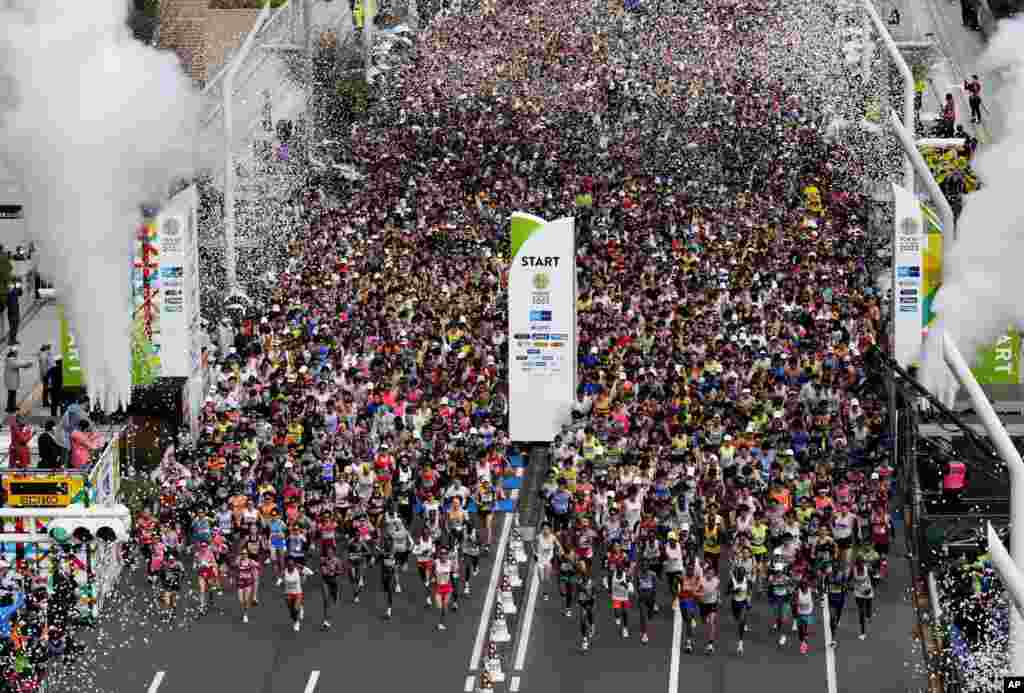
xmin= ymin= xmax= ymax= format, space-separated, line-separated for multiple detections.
xmin=920 ymin=18 xmax=1024 ymax=402
xmin=0 ymin=0 xmax=213 ymax=410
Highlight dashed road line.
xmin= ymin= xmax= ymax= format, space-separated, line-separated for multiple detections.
xmin=147 ymin=671 xmax=166 ymax=693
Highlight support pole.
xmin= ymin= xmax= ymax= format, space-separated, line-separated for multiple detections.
xmin=364 ymin=0 xmax=375 ymax=83
xmin=223 ymin=2 xmax=273 ymax=299
xmin=862 ymin=0 xmax=915 ymax=192
xmin=943 ymin=333 xmax=1024 ymax=675
xmin=987 ymin=523 xmax=1024 ymax=621
xmin=888 ymin=111 xmax=958 ymax=240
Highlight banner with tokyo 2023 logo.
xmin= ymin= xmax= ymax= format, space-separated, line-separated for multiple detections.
xmin=508 ymin=213 xmax=576 ymax=442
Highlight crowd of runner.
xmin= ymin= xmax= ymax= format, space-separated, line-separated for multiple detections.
xmin=124 ymin=0 xmax=901 ymax=676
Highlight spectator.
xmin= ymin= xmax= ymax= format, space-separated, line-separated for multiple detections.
xmin=37 ymin=420 xmax=61 ymax=470
xmin=4 ymin=347 xmax=33 ymax=415
xmin=36 ymin=345 xmax=54 ymax=410
xmin=7 ymin=415 xmax=32 ymax=469
xmin=5 ymin=282 xmax=20 ymax=345
xmin=60 ymin=397 xmax=86 ymax=451
xmin=47 ymin=355 xmax=63 ymax=418
xmin=69 ymin=419 xmax=103 ymax=469
xmin=964 ymin=75 xmax=982 ymax=124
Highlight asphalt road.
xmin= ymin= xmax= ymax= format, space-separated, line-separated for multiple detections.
xmin=515 ymin=526 xmax=920 ymax=693
xmin=51 ymin=540 xmax=505 ymax=693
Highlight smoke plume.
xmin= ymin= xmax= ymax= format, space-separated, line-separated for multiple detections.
xmin=0 ymin=0 xmax=211 ymax=409
xmin=921 ymin=18 xmax=1024 ymax=402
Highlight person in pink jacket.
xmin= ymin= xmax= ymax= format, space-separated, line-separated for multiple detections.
xmin=7 ymin=415 xmax=32 ymax=469
xmin=69 ymin=420 xmax=103 ymax=469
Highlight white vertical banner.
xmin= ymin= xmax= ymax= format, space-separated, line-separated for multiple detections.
xmin=508 ymin=213 xmax=576 ymax=443
xmin=892 ymin=182 xmax=924 ymax=368
xmin=156 ymin=186 xmax=199 ymax=379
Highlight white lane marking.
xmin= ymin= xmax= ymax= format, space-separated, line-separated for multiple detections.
xmin=668 ymin=607 xmax=682 ymax=693
xmin=512 ymin=563 xmax=540 ymax=670
xmin=510 ymin=675 xmax=521 ymax=692
xmin=469 ymin=511 xmax=514 ymax=671
xmin=823 ymin=597 xmax=838 ymax=693
xmin=304 ymin=671 xmax=320 ymax=693
xmin=147 ymin=672 xmax=166 ymax=693
xmin=463 ymin=674 xmax=476 ymax=692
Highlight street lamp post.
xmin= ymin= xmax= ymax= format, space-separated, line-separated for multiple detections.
xmin=222 ymin=2 xmax=273 ymax=305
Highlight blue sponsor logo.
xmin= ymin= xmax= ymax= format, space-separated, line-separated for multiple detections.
xmin=549 ymin=334 xmax=569 ymax=340
xmin=529 ymin=310 xmax=553 ymax=322
xmin=542 ymin=355 xmax=555 ymax=360
xmin=533 ymin=362 xmax=547 ymax=367
xmin=531 ymin=334 xmax=549 ymax=340
xmin=527 ymin=349 xmax=540 ymax=354
xmin=899 ymin=306 xmax=917 ymax=312
xmin=896 ymin=266 xmax=920 ymax=278
xmin=899 ymin=289 xmax=918 ymax=296
xmin=513 ymin=333 xmax=531 ymax=340
xmin=899 ymin=297 xmax=917 ymax=304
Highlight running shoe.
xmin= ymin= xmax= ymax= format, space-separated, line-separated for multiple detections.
xmin=353 ymin=595 xmax=360 ymax=604
xmin=293 ymin=621 xmax=300 ymax=632
xmin=800 ymin=641 xmax=808 ymax=655
xmin=705 ymin=643 xmax=714 ymax=655
xmin=474 ymin=567 xmax=481 ymax=577
xmin=621 ymin=627 xmax=629 ymax=639
xmin=452 ymin=601 xmax=459 ymax=611
xmin=858 ymin=633 xmax=867 ymax=641
xmin=565 ymin=609 xmax=572 ymax=618
xmin=243 ymin=614 xmax=249 ymax=624
xmin=299 ymin=607 xmax=304 ymax=621
xmin=641 ymin=632 xmax=649 ymax=644
xmin=778 ymin=635 xmax=787 ymax=647
xmin=736 ymin=641 xmax=744 ymax=656
xmin=275 ymin=577 xmax=283 ymax=587
xmin=464 ymin=585 xmax=471 ymax=596
xmin=437 ymin=623 xmax=447 ymax=631
xmin=385 ymin=608 xmax=392 ymax=620
xmin=426 ymin=597 xmax=432 ymax=607
xmin=395 ymin=583 xmax=402 ymax=594
xmin=684 ymin=640 xmax=693 ymax=654
xmin=543 ymin=593 xmax=550 ymax=601
xmin=791 ymin=620 xmax=797 ymax=632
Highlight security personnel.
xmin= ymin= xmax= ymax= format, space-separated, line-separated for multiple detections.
xmin=941 ymin=458 xmax=967 ymax=506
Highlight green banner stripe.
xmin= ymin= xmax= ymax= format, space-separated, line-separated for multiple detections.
xmin=510 ymin=212 xmax=547 ymax=259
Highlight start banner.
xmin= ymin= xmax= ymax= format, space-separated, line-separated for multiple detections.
xmin=508 ymin=213 xmax=576 ymax=442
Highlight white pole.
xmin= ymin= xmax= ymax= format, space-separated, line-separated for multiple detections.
xmin=822 ymin=595 xmax=838 ymax=693
xmin=862 ymin=0 xmax=915 ymax=192
xmin=364 ymin=0 xmax=375 ymax=83
xmin=888 ymin=111 xmax=958 ymax=241
xmin=987 ymin=523 xmax=1024 ymax=621
xmin=943 ymin=333 xmax=1024 ymax=675
xmin=223 ymin=2 xmax=273 ymax=297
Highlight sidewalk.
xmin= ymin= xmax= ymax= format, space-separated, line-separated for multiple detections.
xmin=1 ymin=300 xmax=62 ymax=423
xmin=888 ymin=0 xmax=1002 ymax=144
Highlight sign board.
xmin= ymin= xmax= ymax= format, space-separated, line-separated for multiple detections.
xmin=892 ymin=183 xmax=924 ymax=368
xmin=133 ymin=186 xmax=199 ymax=380
xmin=508 ymin=213 xmax=576 ymax=442
xmin=59 ymin=305 xmax=84 ymax=388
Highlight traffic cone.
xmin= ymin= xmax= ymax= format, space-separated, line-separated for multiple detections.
xmin=484 ymin=642 xmax=505 ymax=682
xmin=504 ymin=552 xmax=522 ymax=588
xmin=499 ymin=576 xmax=517 ymax=615
xmin=490 ymin=603 xmax=511 ymax=642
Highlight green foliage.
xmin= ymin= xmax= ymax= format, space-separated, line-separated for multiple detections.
xmin=335 ymin=76 xmax=371 ymax=119
xmin=921 ymin=146 xmax=979 ymax=193
xmin=119 ymin=477 xmax=159 ymax=515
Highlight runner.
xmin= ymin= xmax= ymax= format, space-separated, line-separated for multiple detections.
xmin=699 ymin=562 xmax=720 ymax=654
xmin=729 ymin=564 xmax=751 ymax=655
xmin=535 ymin=523 xmax=562 ymax=602
xmin=282 ymin=557 xmax=315 ymax=632
xmin=635 ymin=558 xmax=658 ymax=644
xmin=793 ymin=576 xmax=817 ymax=655
xmin=236 ymin=547 xmax=260 ymax=623
xmin=414 ymin=528 xmax=436 ymax=607
xmin=826 ymin=560 xmax=851 ymax=645
xmin=320 ymin=544 xmax=344 ymax=630
xmin=609 ymin=566 xmax=634 ymax=639
xmin=347 ymin=529 xmax=373 ymax=604
xmin=433 ymin=546 xmax=455 ymax=631
xmin=377 ymin=535 xmax=399 ymax=620
xmin=852 ymin=556 xmax=874 ymax=640
xmin=462 ymin=524 xmax=482 ymax=596
xmin=577 ymin=561 xmax=597 ymax=652
xmin=194 ymin=540 xmax=219 ymax=613
xmin=158 ymin=552 xmax=184 ymax=621
xmin=677 ymin=561 xmax=702 ymax=654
